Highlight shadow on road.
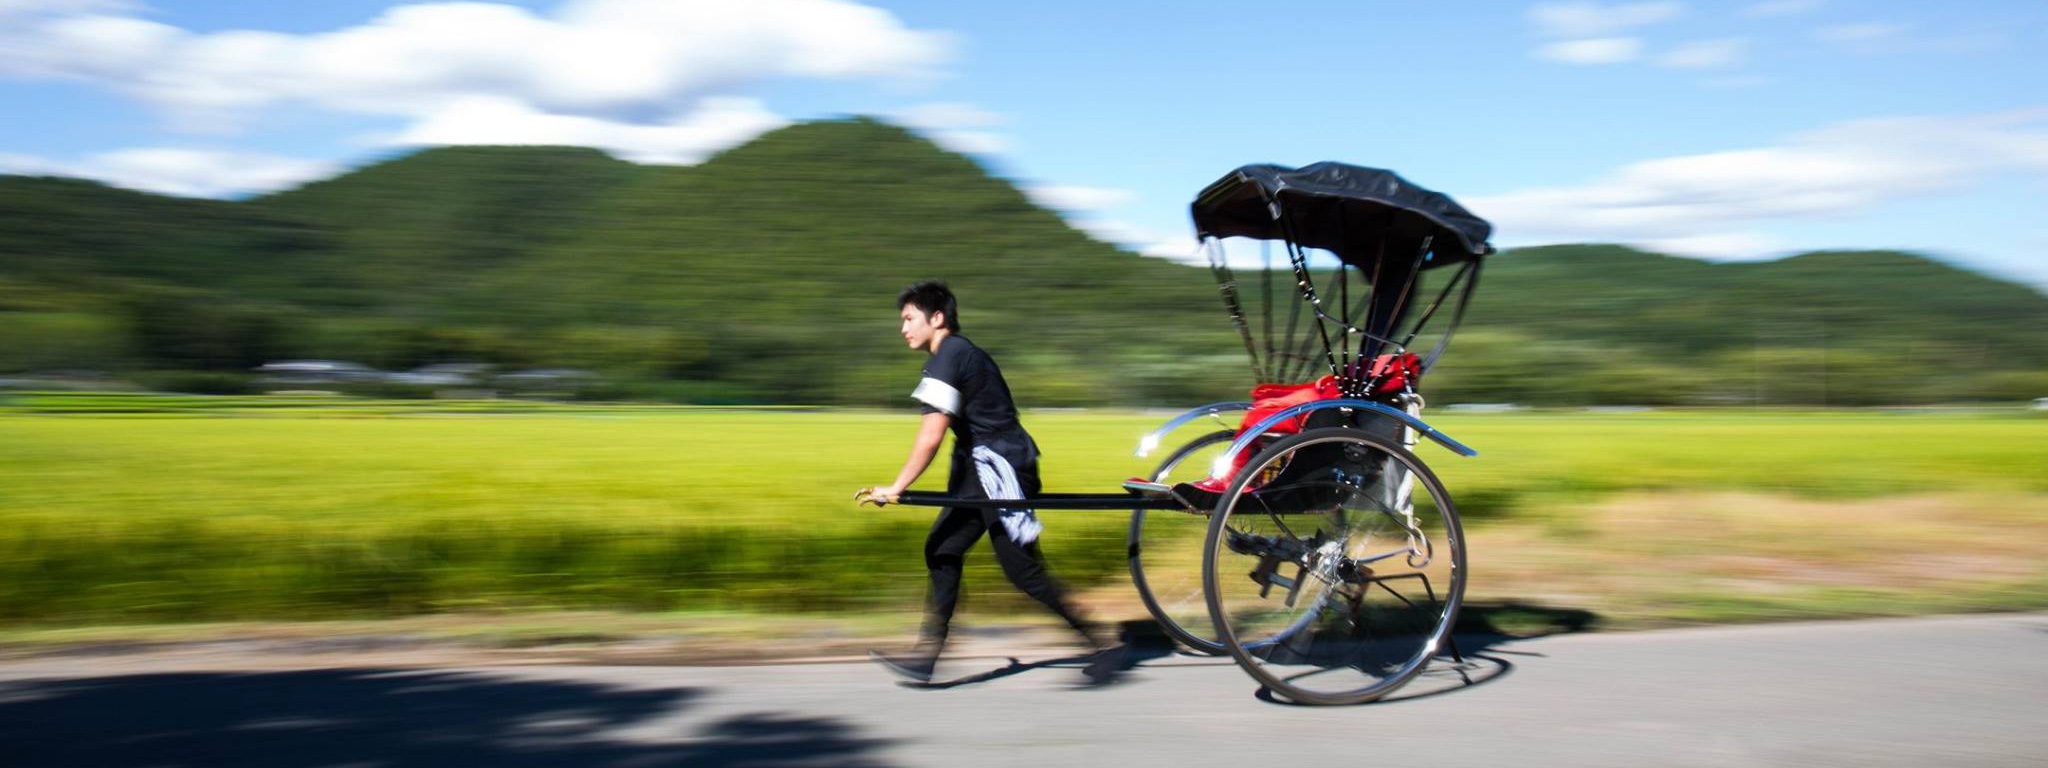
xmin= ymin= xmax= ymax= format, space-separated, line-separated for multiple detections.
xmin=1457 ymin=600 xmax=1601 ymax=638
xmin=1250 ymin=599 xmax=1601 ymax=707
xmin=0 ymin=668 xmax=901 ymax=767
xmin=1383 ymin=599 xmax=1601 ymax=704
xmin=907 ymin=619 xmax=1191 ymax=690
xmin=914 ymin=603 xmax=1600 ymax=701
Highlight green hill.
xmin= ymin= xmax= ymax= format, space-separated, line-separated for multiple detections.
xmin=444 ymin=118 xmax=1232 ymax=403
xmin=0 ymin=175 xmax=325 ymax=296
xmin=1 ymin=117 xmax=2043 ymax=405
xmin=1432 ymin=245 xmax=2048 ymax=404
xmin=251 ymin=145 xmax=646 ymax=311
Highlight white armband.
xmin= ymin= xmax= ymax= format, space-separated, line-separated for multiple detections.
xmin=912 ymin=377 xmax=961 ymax=415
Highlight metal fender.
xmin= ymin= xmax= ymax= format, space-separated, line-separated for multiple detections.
xmin=1209 ymin=399 xmax=1477 ymax=480
xmin=1133 ymin=401 xmax=1251 ymax=457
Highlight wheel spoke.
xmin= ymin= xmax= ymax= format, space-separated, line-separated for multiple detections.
xmin=1350 ymin=547 xmax=1412 ymax=566
xmin=1250 ymin=491 xmax=1298 ymax=542
xmin=1130 ymin=430 xmax=1237 ymax=655
xmin=1207 ymin=427 xmax=1464 ymax=705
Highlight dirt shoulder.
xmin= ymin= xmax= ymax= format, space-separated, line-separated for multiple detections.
xmin=0 ymin=611 xmax=1107 ymax=671
xmin=6 ymin=491 xmax=2042 ymax=670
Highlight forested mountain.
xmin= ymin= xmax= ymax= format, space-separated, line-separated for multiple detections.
xmin=1443 ymin=245 xmax=2048 ymax=404
xmin=2 ymin=118 xmax=2043 ymax=405
xmin=253 ymin=145 xmax=646 ymax=310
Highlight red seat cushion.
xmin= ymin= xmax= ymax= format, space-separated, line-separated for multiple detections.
xmin=1192 ymin=353 xmax=1420 ymax=493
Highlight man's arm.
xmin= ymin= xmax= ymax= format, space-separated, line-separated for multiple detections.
xmin=861 ymin=411 xmax=950 ymax=504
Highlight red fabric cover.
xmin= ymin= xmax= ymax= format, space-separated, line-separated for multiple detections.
xmin=1359 ymin=352 xmax=1421 ymax=395
xmin=1189 ymin=353 xmax=1421 ymax=492
xmin=1244 ymin=376 xmax=1341 ymax=436
xmin=1189 ymin=378 xmax=1331 ymax=492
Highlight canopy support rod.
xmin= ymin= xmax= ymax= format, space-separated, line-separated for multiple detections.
xmin=1347 ymin=235 xmax=1388 ymax=395
xmin=1334 ymin=258 xmax=1352 ymax=386
xmin=1271 ymin=199 xmax=1342 ymax=382
xmin=1207 ymin=237 xmax=1264 ymax=381
xmin=1277 ymin=243 xmax=1310 ymax=382
xmin=1421 ymin=260 xmax=1483 ymax=373
xmin=1260 ymin=239 xmax=1276 ymax=380
xmin=1396 ymin=258 xmax=1475 ymax=353
xmin=1282 ymin=275 xmax=1369 ymax=384
xmin=1359 ymin=236 xmax=1431 ymax=396
xmin=1286 ymin=236 xmax=1343 ymax=381
xmin=1334 ymin=205 xmax=1354 ymax=389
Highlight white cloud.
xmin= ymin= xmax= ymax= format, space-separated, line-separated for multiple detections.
xmin=1465 ymin=109 xmax=2048 ymax=258
xmin=393 ymin=95 xmax=787 ymax=164
xmin=0 ymin=0 xmax=126 ymax=22
xmin=1066 ymin=217 xmax=1141 ymax=243
xmin=1528 ymin=1 xmax=1682 ymax=37
xmin=1142 ymin=238 xmax=1204 ymax=264
xmin=0 ymin=0 xmax=951 ymax=155
xmin=1110 ymin=224 xmax=1210 ymax=266
xmin=892 ymin=102 xmax=1004 ymax=131
xmin=4 ymin=0 xmax=951 ymax=121
xmin=1011 ymin=196 xmax=1207 ymax=265
xmin=1525 ymin=2 xmax=1676 ymax=66
xmin=1060 ymin=211 xmax=1334 ymax=271
xmin=1657 ymin=37 xmax=1747 ymax=69
xmin=922 ymin=130 xmax=1008 ymax=155
xmin=1816 ymin=22 xmax=1906 ymax=43
xmin=890 ymin=102 xmax=1009 ymax=156
xmin=1743 ymin=0 xmax=1822 ymax=17
xmin=1023 ymin=184 xmax=1135 ymax=213
xmin=1536 ymin=37 xmax=1643 ymax=64
xmin=1525 ymin=3 xmax=1757 ymax=75
xmin=1150 ymin=236 xmax=1339 ymax=271
xmin=1636 ymin=232 xmax=1787 ymax=260
xmin=0 ymin=147 xmax=338 ymax=197
xmin=1071 ymin=219 xmax=1297 ymax=273
xmin=0 ymin=151 xmax=72 ymax=178
xmin=1018 ymin=185 xmax=1196 ymax=262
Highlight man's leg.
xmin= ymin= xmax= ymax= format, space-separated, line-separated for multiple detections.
xmin=982 ymin=519 xmax=1095 ymax=642
xmin=874 ymin=504 xmax=984 ymax=682
xmin=984 ymin=527 xmax=1130 ymax=684
xmin=966 ymin=446 xmax=1097 ymax=644
xmin=920 ymin=505 xmax=986 ymax=648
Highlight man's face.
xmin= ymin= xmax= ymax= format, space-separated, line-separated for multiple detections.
xmin=900 ymin=305 xmax=942 ymax=350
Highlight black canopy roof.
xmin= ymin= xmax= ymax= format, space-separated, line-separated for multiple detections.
xmin=1191 ymin=162 xmax=1493 ymax=270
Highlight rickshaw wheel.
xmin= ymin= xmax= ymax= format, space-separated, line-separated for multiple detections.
xmin=1128 ymin=429 xmax=1235 ymax=656
xmin=1202 ymin=426 xmax=1466 ymax=706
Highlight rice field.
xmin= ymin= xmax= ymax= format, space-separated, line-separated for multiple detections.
xmin=1 ymin=393 xmax=2043 ymax=627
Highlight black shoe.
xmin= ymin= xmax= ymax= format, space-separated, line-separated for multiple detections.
xmin=868 ymin=649 xmax=937 ymax=683
xmin=1079 ymin=643 xmax=1129 ymax=687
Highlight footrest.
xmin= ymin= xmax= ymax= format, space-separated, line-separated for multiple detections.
xmin=1121 ymin=478 xmax=1172 ymax=496
xmin=1170 ymin=481 xmax=1222 ymax=512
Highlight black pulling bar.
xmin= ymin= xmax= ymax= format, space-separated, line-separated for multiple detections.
xmin=893 ymin=491 xmax=1184 ymax=510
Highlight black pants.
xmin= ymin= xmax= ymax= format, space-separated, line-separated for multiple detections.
xmin=919 ymin=451 xmax=1090 ymax=646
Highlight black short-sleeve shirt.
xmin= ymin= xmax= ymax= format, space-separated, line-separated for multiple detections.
xmin=911 ymin=335 xmax=1034 ymax=460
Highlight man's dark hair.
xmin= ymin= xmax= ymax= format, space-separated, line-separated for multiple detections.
xmin=897 ymin=281 xmax=960 ymax=332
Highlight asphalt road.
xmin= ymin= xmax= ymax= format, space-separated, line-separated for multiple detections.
xmin=2 ymin=612 xmax=2042 ymax=767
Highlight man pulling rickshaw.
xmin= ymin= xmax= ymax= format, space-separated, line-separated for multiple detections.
xmin=859 ymin=163 xmax=1493 ymax=704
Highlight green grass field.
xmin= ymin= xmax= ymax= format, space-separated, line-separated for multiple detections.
xmin=2 ymin=393 xmax=2044 ymax=629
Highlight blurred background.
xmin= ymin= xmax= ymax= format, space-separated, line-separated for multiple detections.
xmin=0 ymin=0 xmax=2044 ymax=645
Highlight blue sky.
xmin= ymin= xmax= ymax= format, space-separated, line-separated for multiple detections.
xmin=2 ymin=0 xmax=2043 ymax=290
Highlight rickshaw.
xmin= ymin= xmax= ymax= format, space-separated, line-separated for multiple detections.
xmin=892 ymin=162 xmax=1492 ymax=705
